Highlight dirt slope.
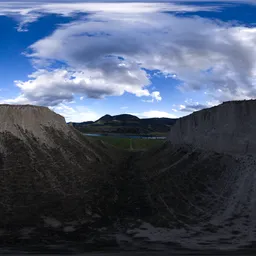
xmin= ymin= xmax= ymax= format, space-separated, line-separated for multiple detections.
xmin=129 ymin=100 xmax=256 ymax=250
xmin=1 ymin=102 xmax=256 ymax=253
xmin=0 ymin=105 xmax=123 ymax=228
xmin=135 ymin=142 xmax=256 ymax=250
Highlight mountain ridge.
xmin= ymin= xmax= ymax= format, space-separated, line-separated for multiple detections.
xmin=0 ymin=104 xmax=70 ymax=145
xmin=168 ymin=99 xmax=256 ymax=155
xmin=71 ymin=114 xmax=177 ymax=134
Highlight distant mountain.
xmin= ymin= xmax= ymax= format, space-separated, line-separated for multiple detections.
xmin=96 ymin=114 xmax=113 ymax=123
xmin=70 ymin=121 xmax=94 ymax=127
xmin=71 ymin=114 xmax=177 ymax=135
xmin=96 ymin=114 xmax=140 ymax=123
xmin=141 ymin=117 xmax=177 ymax=126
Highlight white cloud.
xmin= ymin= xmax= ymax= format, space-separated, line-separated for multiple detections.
xmin=142 ymin=91 xmax=162 ymax=103
xmin=142 ymin=99 xmax=154 ymax=103
xmin=131 ymin=110 xmax=177 ymax=119
xmin=0 ymin=2 xmax=219 ymax=31
xmin=151 ymin=91 xmax=162 ymax=101
xmin=172 ymin=99 xmax=220 ymax=113
xmin=50 ymin=103 xmax=100 ymax=122
xmin=12 ymin=65 xmax=151 ymax=106
xmin=17 ymin=10 xmax=256 ymax=106
xmin=0 ymin=95 xmax=32 ymax=105
xmin=2 ymin=2 xmax=256 ymax=109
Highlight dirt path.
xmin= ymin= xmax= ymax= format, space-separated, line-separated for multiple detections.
xmin=129 ymin=139 xmax=133 ymax=150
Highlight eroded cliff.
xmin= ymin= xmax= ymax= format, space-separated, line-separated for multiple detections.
xmin=0 ymin=104 xmax=122 ymax=229
xmin=168 ymin=100 xmax=256 ymax=155
xmin=0 ymin=104 xmax=71 ymax=144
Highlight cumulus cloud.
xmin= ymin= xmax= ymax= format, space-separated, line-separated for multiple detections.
xmin=15 ymin=9 xmax=255 ymax=106
xmin=151 ymin=91 xmax=162 ymax=101
xmin=0 ymin=95 xmax=32 ymax=105
xmin=179 ymin=103 xmax=210 ymax=112
xmin=50 ymin=104 xmax=100 ymax=122
xmin=0 ymin=2 xmax=219 ymax=31
xmin=12 ymin=65 xmax=152 ymax=106
xmin=142 ymin=91 xmax=162 ymax=103
xmin=131 ymin=110 xmax=177 ymax=119
xmin=2 ymin=2 xmax=256 ymax=109
xmin=177 ymin=99 xmax=219 ymax=113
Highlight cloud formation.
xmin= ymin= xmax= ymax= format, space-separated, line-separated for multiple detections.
xmin=13 ymin=65 xmax=152 ymax=106
xmin=0 ymin=2 xmax=218 ymax=31
xmin=131 ymin=110 xmax=177 ymax=119
xmin=50 ymin=104 xmax=100 ymax=122
xmin=1 ymin=1 xmax=256 ymax=114
xmin=142 ymin=91 xmax=162 ymax=103
xmin=21 ymin=10 xmax=256 ymax=105
xmin=178 ymin=100 xmax=219 ymax=112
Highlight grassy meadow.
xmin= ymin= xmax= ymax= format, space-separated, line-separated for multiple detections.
xmin=89 ymin=135 xmax=165 ymax=150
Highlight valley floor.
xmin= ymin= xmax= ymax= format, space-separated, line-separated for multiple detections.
xmin=87 ymin=135 xmax=164 ymax=150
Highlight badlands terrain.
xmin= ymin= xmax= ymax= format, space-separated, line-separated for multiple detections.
xmin=0 ymin=101 xmax=255 ymax=254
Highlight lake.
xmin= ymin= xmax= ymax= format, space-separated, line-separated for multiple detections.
xmin=84 ymin=133 xmax=166 ymax=140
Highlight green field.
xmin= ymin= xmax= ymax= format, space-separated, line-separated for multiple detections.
xmin=89 ymin=136 xmax=165 ymax=150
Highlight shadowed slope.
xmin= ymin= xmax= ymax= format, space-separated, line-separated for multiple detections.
xmin=135 ymin=142 xmax=256 ymax=250
xmin=132 ymin=100 xmax=256 ymax=250
xmin=0 ymin=105 xmax=122 ymax=228
xmin=1 ymin=102 xmax=256 ymax=253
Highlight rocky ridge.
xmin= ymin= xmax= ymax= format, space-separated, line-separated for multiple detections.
xmin=0 ymin=105 xmax=71 ymax=146
xmin=168 ymin=100 xmax=256 ymax=155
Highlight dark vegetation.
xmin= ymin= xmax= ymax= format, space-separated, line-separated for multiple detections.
xmin=70 ymin=114 xmax=176 ymax=135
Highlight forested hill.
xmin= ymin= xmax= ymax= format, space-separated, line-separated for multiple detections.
xmin=71 ymin=114 xmax=177 ymax=135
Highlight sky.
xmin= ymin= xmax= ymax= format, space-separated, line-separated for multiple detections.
xmin=0 ymin=1 xmax=255 ymax=122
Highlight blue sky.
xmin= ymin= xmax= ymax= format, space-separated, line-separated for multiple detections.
xmin=0 ymin=1 xmax=256 ymax=122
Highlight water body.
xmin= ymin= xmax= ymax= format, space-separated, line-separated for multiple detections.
xmin=84 ymin=133 xmax=166 ymax=140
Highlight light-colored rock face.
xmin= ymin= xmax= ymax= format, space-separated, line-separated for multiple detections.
xmin=168 ymin=100 xmax=256 ymax=155
xmin=0 ymin=104 xmax=70 ymax=142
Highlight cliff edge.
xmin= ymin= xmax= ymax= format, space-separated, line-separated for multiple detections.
xmin=0 ymin=104 xmax=120 ymax=229
xmin=0 ymin=104 xmax=70 ymax=143
xmin=168 ymin=100 xmax=256 ymax=155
